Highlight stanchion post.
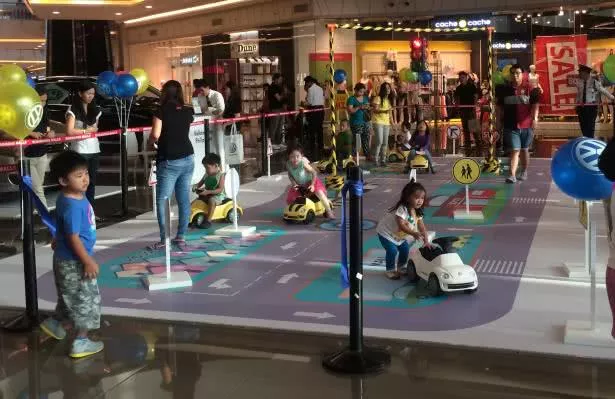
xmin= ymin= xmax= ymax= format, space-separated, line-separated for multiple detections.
xmin=204 ymin=119 xmax=210 ymax=156
xmin=322 ymin=166 xmax=390 ymax=375
xmin=26 ymin=332 xmax=41 ymax=397
xmin=120 ymin=127 xmax=129 ymax=215
xmin=260 ymin=113 xmax=268 ymax=177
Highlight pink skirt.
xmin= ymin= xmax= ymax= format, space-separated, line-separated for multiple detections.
xmin=286 ymin=177 xmax=326 ymax=204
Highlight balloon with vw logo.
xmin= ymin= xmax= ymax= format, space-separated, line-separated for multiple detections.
xmin=0 ymin=81 xmax=43 ymax=140
xmin=551 ymin=137 xmax=613 ymax=201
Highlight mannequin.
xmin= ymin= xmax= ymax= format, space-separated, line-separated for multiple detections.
xmin=528 ymin=65 xmax=543 ymax=93
xmin=360 ymin=70 xmax=373 ymax=95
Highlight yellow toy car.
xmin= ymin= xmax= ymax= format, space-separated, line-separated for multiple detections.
xmin=283 ymin=186 xmax=327 ymax=224
xmin=409 ymin=154 xmax=430 ymax=173
xmin=325 ymin=175 xmax=345 ymax=191
xmin=388 ymin=148 xmax=411 ymax=162
xmin=190 ymin=198 xmax=243 ymax=228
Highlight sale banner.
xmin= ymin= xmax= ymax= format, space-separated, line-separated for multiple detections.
xmin=535 ymin=35 xmax=587 ymax=115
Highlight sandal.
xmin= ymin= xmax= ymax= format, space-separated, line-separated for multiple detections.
xmin=385 ymin=271 xmax=400 ymax=280
xmin=147 ymin=241 xmax=165 ymax=250
xmin=325 ymin=210 xmax=336 ymax=219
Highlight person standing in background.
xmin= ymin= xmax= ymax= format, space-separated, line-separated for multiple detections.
xmin=268 ymin=73 xmax=287 ymax=145
xmin=24 ymin=86 xmax=54 ymax=209
xmin=65 ymin=80 xmax=102 ymax=220
xmin=455 ymin=71 xmax=480 ymax=154
xmin=576 ymin=64 xmax=614 ymax=138
xmin=194 ymin=79 xmax=226 ymax=168
xmin=223 ymin=81 xmax=241 ymax=134
xmin=302 ymin=76 xmax=325 ymax=160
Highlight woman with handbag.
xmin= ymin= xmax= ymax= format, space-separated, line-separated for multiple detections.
xmin=147 ymin=80 xmax=195 ymax=249
xmin=346 ymin=83 xmax=372 ymax=161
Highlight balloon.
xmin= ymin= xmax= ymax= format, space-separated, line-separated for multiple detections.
xmin=551 ymin=137 xmax=612 ymax=201
xmin=0 ymin=82 xmax=43 ymax=140
xmin=492 ymin=71 xmax=506 ymax=86
xmin=603 ymin=54 xmax=615 ymax=84
xmin=501 ymin=64 xmax=512 ymax=80
xmin=408 ymin=71 xmax=419 ymax=83
xmin=333 ymin=69 xmax=347 ymax=84
xmin=97 ymin=70 xmax=117 ymax=97
xmin=113 ymin=73 xmax=138 ymax=98
xmin=130 ymin=68 xmax=149 ymax=95
xmin=419 ymin=70 xmax=433 ymax=85
xmin=398 ymin=68 xmax=409 ymax=82
xmin=26 ymin=76 xmax=36 ymax=88
xmin=0 ymin=64 xmax=26 ymax=84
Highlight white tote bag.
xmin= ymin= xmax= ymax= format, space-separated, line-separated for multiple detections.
xmin=224 ymin=122 xmax=244 ymax=165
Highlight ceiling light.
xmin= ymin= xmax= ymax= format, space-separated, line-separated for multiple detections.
xmin=537 ymin=13 xmax=541 ymax=17
xmin=353 ymin=18 xmax=358 ymax=22
xmin=559 ymin=10 xmax=564 ymax=16
xmin=145 ymin=5 xmax=152 ymax=8
xmin=582 ymin=9 xmax=587 ymax=14
xmin=125 ymin=0 xmax=246 ymax=24
xmin=517 ymin=14 xmax=521 ymax=18
xmin=388 ymin=21 xmax=392 ymax=26
xmin=397 ymin=21 xmax=402 ymax=25
xmin=547 ymin=20 xmax=551 ymax=24
xmin=52 ymin=11 xmax=60 ymax=14
xmin=527 ymin=14 xmax=531 ymax=18
xmin=580 ymin=24 xmax=584 ymax=28
xmin=115 ymin=12 xmax=122 ymax=15
xmin=575 ymin=10 xmax=579 ymax=14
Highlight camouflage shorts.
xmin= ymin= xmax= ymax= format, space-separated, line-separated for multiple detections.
xmin=52 ymin=257 xmax=101 ymax=330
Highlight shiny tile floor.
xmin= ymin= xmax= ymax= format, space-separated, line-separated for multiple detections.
xmin=0 ymin=312 xmax=613 ymax=398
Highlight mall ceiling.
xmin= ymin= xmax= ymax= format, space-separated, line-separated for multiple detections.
xmin=24 ymin=0 xmax=261 ymax=23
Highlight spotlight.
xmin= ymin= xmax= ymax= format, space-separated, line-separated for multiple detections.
xmin=582 ymin=9 xmax=587 ymax=14
xmin=537 ymin=13 xmax=541 ymax=17
xmin=575 ymin=10 xmax=579 ymax=14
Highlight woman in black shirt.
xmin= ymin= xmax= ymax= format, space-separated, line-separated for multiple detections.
xmin=148 ymin=80 xmax=195 ymax=249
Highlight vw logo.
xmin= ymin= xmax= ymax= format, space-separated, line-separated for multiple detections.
xmin=574 ymin=139 xmax=605 ymax=173
xmin=25 ymin=103 xmax=43 ymax=130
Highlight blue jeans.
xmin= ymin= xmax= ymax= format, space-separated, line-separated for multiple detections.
xmin=156 ymin=155 xmax=194 ymax=242
xmin=504 ymin=128 xmax=533 ymax=150
xmin=378 ymin=234 xmax=410 ymax=271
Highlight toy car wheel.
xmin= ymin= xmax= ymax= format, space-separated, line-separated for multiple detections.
xmin=226 ymin=208 xmax=240 ymax=224
xmin=304 ymin=210 xmax=315 ymax=224
xmin=193 ymin=213 xmax=206 ymax=228
xmin=406 ymin=260 xmax=419 ymax=283
xmin=388 ymin=154 xmax=399 ymax=162
xmin=427 ymin=274 xmax=442 ymax=297
xmin=464 ymin=287 xmax=478 ymax=294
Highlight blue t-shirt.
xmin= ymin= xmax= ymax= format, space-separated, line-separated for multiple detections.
xmin=55 ymin=194 xmax=96 ymax=261
xmin=347 ymin=96 xmax=369 ymax=126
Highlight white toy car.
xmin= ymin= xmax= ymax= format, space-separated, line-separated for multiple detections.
xmin=408 ymin=236 xmax=478 ymax=296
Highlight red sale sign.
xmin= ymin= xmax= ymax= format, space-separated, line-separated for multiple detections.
xmin=535 ymin=35 xmax=587 ymax=115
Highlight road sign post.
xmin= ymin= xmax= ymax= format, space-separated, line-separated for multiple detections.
xmin=446 ymin=125 xmax=462 ymax=158
xmin=216 ymin=166 xmax=256 ymax=237
xmin=452 ymin=158 xmax=484 ymax=221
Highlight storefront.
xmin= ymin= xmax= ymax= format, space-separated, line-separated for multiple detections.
xmin=176 ymin=51 xmax=203 ymax=102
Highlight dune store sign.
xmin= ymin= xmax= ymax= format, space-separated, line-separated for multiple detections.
xmin=433 ymin=16 xmax=492 ymax=29
xmin=231 ymin=41 xmax=259 ymax=58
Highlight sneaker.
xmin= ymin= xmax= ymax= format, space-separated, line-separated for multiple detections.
xmin=518 ymin=170 xmax=528 ymax=181
xmin=40 ymin=318 xmax=66 ymax=340
xmin=506 ymin=176 xmax=517 ymax=184
xmin=70 ymin=338 xmax=104 ymax=359
xmin=385 ymin=270 xmax=401 ymax=280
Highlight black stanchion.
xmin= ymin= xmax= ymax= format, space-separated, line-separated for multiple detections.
xmin=120 ymin=127 xmax=129 ymax=216
xmin=3 ymin=160 xmax=40 ymax=332
xmin=204 ymin=119 xmax=210 ymax=156
xmin=322 ymin=166 xmax=390 ymax=374
xmin=255 ymin=113 xmax=268 ymax=178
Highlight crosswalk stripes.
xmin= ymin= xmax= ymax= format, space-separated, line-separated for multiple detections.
xmin=512 ymin=197 xmax=547 ymax=204
xmin=473 ymin=259 xmax=525 ymax=276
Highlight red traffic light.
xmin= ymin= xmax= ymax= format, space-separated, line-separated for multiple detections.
xmin=411 ymin=38 xmax=422 ymax=49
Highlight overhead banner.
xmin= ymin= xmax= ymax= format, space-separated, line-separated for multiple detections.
xmin=535 ymin=35 xmax=588 ymax=115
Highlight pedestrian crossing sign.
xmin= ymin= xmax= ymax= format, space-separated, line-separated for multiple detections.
xmin=452 ymin=158 xmax=481 ymax=185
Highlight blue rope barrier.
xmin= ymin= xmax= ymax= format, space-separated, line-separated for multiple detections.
xmin=340 ymin=179 xmax=364 ymax=288
xmin=21 ymin=175 xmax=56 ymax=237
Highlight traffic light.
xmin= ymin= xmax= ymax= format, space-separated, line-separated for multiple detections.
xmin=410 ymin=37 xmax=427 ymax=72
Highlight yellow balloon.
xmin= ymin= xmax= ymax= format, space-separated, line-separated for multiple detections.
xmin=130 ymin=68 xmax=149 ymax=95
xmin=0 ymin=82 xmax=43 ymax=140
xmin=502 ymin=64 xmax=512 ymax=80
xmin=0 ymin=64 xmax=27 ymax=84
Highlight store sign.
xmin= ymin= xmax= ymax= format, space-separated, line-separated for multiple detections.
xmin=231 ymin=41 xmax=259 ymax=58
xmin=180 ymin=53 xmax=200 ymax=66
xmin=492 ymin=41 xmax=529 ymax=50
xmin=535 ymin=35 xmax=588 ymax=115
xmin=433 ymin=16 xmax=492 ymax=29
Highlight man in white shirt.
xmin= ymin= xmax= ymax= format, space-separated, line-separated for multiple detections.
xmin=576 ymin=64 xmax=614 ymax=138
xmin=194 ymin=80 xmax=226 ymax=167
xmin=303 ymin=75 xmax=325 ymax=159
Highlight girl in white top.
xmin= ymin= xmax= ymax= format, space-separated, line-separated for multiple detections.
xmin=65 ymin=80 xmax=102 ymax=211
xmin=376 ymin=180 xmax=431 ymax=279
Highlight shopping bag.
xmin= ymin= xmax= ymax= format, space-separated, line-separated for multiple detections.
xmin=224 ymin=122 xmax=244 ymax=165
xmin=148 ymin=159 xmax=157 ymax=187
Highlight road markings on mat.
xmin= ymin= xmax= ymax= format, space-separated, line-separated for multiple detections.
xmin=473 ymin=259 xmax=525 ymax=276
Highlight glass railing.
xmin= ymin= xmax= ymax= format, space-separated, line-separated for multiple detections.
xmin=0 ymin=1 xmax=37 ymax=20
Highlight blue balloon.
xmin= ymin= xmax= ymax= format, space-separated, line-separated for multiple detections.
xmin=333 ymin=69 xmax=347 ymax=84
xmin=26 ymin=76 xmax=36 ymax=88
xmin=113 ymin=73 xmax=138 ymax=98
xmin=419 ymin=70 xmax=433 ymax=85
xmin=551 ymin=137 xmax=613 ymax=201
xmin=97 ymin=70 xmax=117 ymax=97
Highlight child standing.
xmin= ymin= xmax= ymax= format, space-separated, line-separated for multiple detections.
xmin=376 ymin=181 xmax=431 ymax=279
xmin=406 ymin=120 xmax=436 ymax=174
xmin=40 ymin=150 xmax=103 ymax=358
xmin=194 ymin=153 xmax=227 ymax=229
xmin=286 ymin=145 xmax=335 ymax=219
xmin=337 ymin=120 xmax=353 ymax=162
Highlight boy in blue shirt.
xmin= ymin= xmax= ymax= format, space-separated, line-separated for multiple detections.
xmin=40 ymin=150 xmax=104 ymax=359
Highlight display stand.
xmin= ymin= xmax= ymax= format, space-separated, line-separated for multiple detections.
xmin=563 ymin=201 xmax=606 ymax=280
xmin=216 ymin=167 xmax=256 ymax=237
xmin=145 ymin=198 xmax=192 ymax=291
xmin=257 ymin=137 xmax=282 ymax=182
xmin=445 ymin=125 xmax=462 ymax=158
xmin=564 ymin=201 xmax=613 ymax=347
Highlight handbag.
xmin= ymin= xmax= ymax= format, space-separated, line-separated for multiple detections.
xmin=599 ymin=136 xmax=615 ymax=181
xmin=223 ymin=122 xmax=244 ymax=165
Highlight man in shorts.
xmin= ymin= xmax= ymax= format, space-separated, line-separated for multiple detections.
xmin=495 ymin=64 xmax=541 ymax=183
